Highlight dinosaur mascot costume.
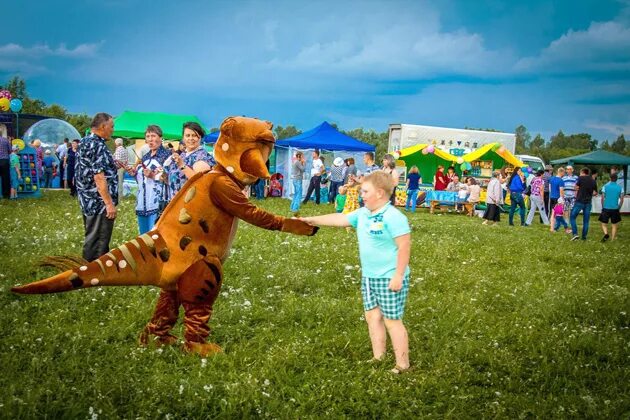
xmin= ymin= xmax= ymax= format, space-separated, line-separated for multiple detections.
xmin=12 ymin=116 xmax=318 ymax=356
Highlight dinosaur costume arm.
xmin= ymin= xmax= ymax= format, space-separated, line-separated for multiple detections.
xmin=211 ymin=175 xmax=317 ymax=236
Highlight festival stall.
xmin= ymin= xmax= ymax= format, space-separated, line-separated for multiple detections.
xmin=395 ymin=142 xmax=525 ymax=209
xmin=275 ymin=122 xmax=375 ymax=200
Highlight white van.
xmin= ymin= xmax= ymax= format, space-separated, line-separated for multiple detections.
xmin=516 ymin=154 xmax=545 ymax=171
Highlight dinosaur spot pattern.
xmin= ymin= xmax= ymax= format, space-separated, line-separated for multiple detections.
xmin=199 ymin=245 xmax=207 ymax=256
xmin=199 ymin=219 xmax=209 ymax=234
xmin=180 ymin=236 xmax=192 ymax=251
xmin=179 ymin=208 xmax=192 ymax=224
xmin=184 ymin=187 xmax=196 ymax=203
xmin=159 ymin=248 xmax=170 ymax=262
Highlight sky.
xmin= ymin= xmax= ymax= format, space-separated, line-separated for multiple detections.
xmin=1 ymin=0 xmax=629 ymax=142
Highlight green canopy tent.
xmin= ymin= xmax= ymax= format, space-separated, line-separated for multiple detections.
xmin=112 ymin=110 xmax=207 ymax=140
xmin=551 ymin=150 xmax=630 ymax=192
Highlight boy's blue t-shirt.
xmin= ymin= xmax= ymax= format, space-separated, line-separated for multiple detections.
xmin=602 ymin=181 xmax=623 ymax=209
xmin=43 ymin=156 xmax=55 ymax=168
xmin=346 ymin=203 xmax=411 ymax=278
xmin=407 ymin=172 xmax=421 ymax=190
xmin=549 ymin=176 xmax=564 ymax=199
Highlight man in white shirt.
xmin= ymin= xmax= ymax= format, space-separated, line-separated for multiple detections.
xmin=302 ymin=149 xmax=324 ymax=205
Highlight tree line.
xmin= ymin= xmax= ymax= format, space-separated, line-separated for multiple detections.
xmin=2 ymin=76 xmax=627 ymax=163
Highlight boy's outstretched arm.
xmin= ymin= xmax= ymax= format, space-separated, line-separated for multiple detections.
xmin=299 ymin=213 xmax=351 ymax=227
xmin=389 ymin=233 xmax=411 ymax=292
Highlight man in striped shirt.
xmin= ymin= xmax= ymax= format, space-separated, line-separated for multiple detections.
xmin=562 ymin=165 xmax=578 ymax=220
xmin=113 ymin=138 xmax=129 ymax=201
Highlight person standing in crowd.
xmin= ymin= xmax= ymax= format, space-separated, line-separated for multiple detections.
xmin=66 ymin=139 xmax=79 ymax=197
xmin=167 ymin=121 xmax=215 ymax=199
xmin=445 ymin=166 xmax=456 ymax=185
xmin=113 ymin=138 xmax=129 ymax=201
xmin=0 ymin=133 xmax=10 ymax=199
xmin=343 ymin=157 xmax=358 ymax=184
xmin=381 ymin=153 xmax=399 ymax=205
xmin=570 ymin=167 xmax=598 ymax=241
xmin=433 ymin=165 xmax=448 ymax=191
xmin=599 ymin=173 xmax=623 ymax=242
xmin=56 ymin=138 xmax=68 ymax=188
xmin=290 ymin=151 xmax=306 ymax=213
xmin=542 ymin=164 xmax=553 ymax=222
xmin=363 ymin=151 xmax=380 ymax=175
xmin=32 ymin=139 xmax=44 ymax=186
xmin=482 ymin=170 xmax=503 ymax=225
xmin=466 ymin=177 xmax=481 ymax=216
xmin=548 ymin=167 xmax=565 ymax=219
xmin=507 ymin=167 xmax=527 ymax=226
xmin=75 ymin=113 xmax=118 ymax=262
xmin=9 ymin=144 xmax=21 ymax=199
xmin=405 ymin=165 xmax=422 ymax=212
xmin=329 ymin=157 xmax=345 ymax=204
xmin=42 ymin=150 xmax=56 ymax=188
xmin=525 ymin=169 xmax=550 ymax=226
xmin=128 ymin=125 xmax=170 ymax=234
xmin=302 ymin=149 xmax=324 ymax=205
xmin=562 ymin=165 xmax=578 ymax=222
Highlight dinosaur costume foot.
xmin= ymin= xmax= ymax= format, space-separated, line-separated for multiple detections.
xmin=184 ymin=341 xmax=223 ymax=356
xmin=139 ymin=289 xmax=180 ymax=346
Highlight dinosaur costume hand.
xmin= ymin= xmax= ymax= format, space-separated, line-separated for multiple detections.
xmin=281 ymin=218 xmax=319 ymax=236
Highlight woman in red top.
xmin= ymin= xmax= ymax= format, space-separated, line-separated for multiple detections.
xmin=434 ymin=165 xmax=449 ymax=191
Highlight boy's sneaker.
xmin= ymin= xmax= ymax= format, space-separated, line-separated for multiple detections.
xmin=602 ymin=234 xmax=610 ymax=242
xmin=571 ymin=235 xmax=580 ymax=241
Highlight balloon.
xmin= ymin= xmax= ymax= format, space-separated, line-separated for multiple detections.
xmin=10 ymin=98 xmax=22 ymax=112
xmin=25 ymin=177 xmax=31 ymax=183
xmin=0 ymin=90 xmax=11 ymax=100
xmin=456 ymin=157 xmax=464 ymax=164
xmin=0 ymin=97 xmax=9 ymax=111
xmin=12 ymin=138 xmax=25 ymax=151
xmin=392 ymin=151 xmax=400 ymax=160
xmin=460 ymin=163 xmax=467 ymax=171
xmin=427 ymin=145 xmax=435 ymax=153
xmin=497 ymin=146 xmax=506 ymax=154
xmin=32 ymin=185 xmax=38 ymax=191
xmin=466 ymin=162 xmax=473 ymax=170
xmin=421 ymin=148 xmax=429 ymax=155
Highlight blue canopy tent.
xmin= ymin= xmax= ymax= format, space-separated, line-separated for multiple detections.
xmin=202 ymin=131 xmax=220 ymax=144
xmin=274 ymin=122 xmax=375 ymax=199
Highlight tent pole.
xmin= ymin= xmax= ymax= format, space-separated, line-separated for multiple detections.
xmin=624 ymin=164 xmax=628 ymax=194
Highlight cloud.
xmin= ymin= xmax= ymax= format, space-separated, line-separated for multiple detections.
xmin=585 ymin=121 xmax=630 ymax=136
xmin=266 ymin=23 xmax=512 ymax=79
xmin=0 ymin=42 xmax=102 ymax=58
xmin=515 ymin=21 xmax=630 ymax=74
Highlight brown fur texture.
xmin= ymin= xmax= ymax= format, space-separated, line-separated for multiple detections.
xmin=12 ymin=116 xmax=318 ymax=356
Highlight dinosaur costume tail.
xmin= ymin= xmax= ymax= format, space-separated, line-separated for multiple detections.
xmin=12 ymin=232 xmax=169 ymax=295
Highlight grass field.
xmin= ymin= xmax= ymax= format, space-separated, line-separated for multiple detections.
xmin=0 ymin=190 xmax=628 ymax=418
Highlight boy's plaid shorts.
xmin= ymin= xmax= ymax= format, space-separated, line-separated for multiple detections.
xmin=361 ymin=275 xmax=410 ymax=320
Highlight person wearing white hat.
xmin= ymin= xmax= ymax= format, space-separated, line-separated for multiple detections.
xmin=329 ymin=156 xmax=345 ymax=204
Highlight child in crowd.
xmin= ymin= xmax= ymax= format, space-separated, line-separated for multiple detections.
xmin=300 ymin=171 xmax=411 ymax=374
xmin=466 ymin=177 xmax=481 ymax=216
xmin=343 ymin=175 xmax=361 ymax=214
xmin=405 ymin=165 xmax=422 ymax=212
xmin=550 ymin=197 xmax=570 ymax=233
xmin=335 ymin=186 xmax=347 ymax=213
xmin=9 ymin=144 xmax=21 ymax=199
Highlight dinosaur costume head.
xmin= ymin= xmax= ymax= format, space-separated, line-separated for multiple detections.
xmin=214 ymin=116 xmax=275 ymax=186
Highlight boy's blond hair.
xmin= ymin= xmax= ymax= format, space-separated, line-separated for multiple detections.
xmin=364 ymin=171 xmax=394 ymax=196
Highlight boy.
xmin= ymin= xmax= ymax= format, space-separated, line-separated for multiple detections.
xmin=599 ymin=173 xmax=623 ymax=241
xmin=300 ymin=171 xmax=411 ymax=373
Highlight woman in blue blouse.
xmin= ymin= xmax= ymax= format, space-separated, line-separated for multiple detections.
xmin=167 ymin=122 xmax=216 ymax=200
xmin=507 ymin=167 xmax=527 ymax=226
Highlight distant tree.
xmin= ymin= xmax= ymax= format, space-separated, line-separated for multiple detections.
xmin=1 ymin=76 xmax=27 ymax=98
xmin=66 ymin=113 xmax=91 ymax=137
xmin=274 ymin=125 xmax=302 ymax=140
xmin=515 ymin=125 xmax=531 ymax=154
xmin=529 ymin=134 xmax=545 ymax=157
xmin=600 ymin=140 xmax=612 ymax=151
xmin=611 ymin=134 xmax=627 ymax=155
xmin=342 ymin=128 xmax=388 ymax=162
xmin=209 ymin=127 xmax=219 ymax=133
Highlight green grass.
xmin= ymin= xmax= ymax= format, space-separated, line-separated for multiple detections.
xmin=1 ymin=190 xmax=629 ymax=418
